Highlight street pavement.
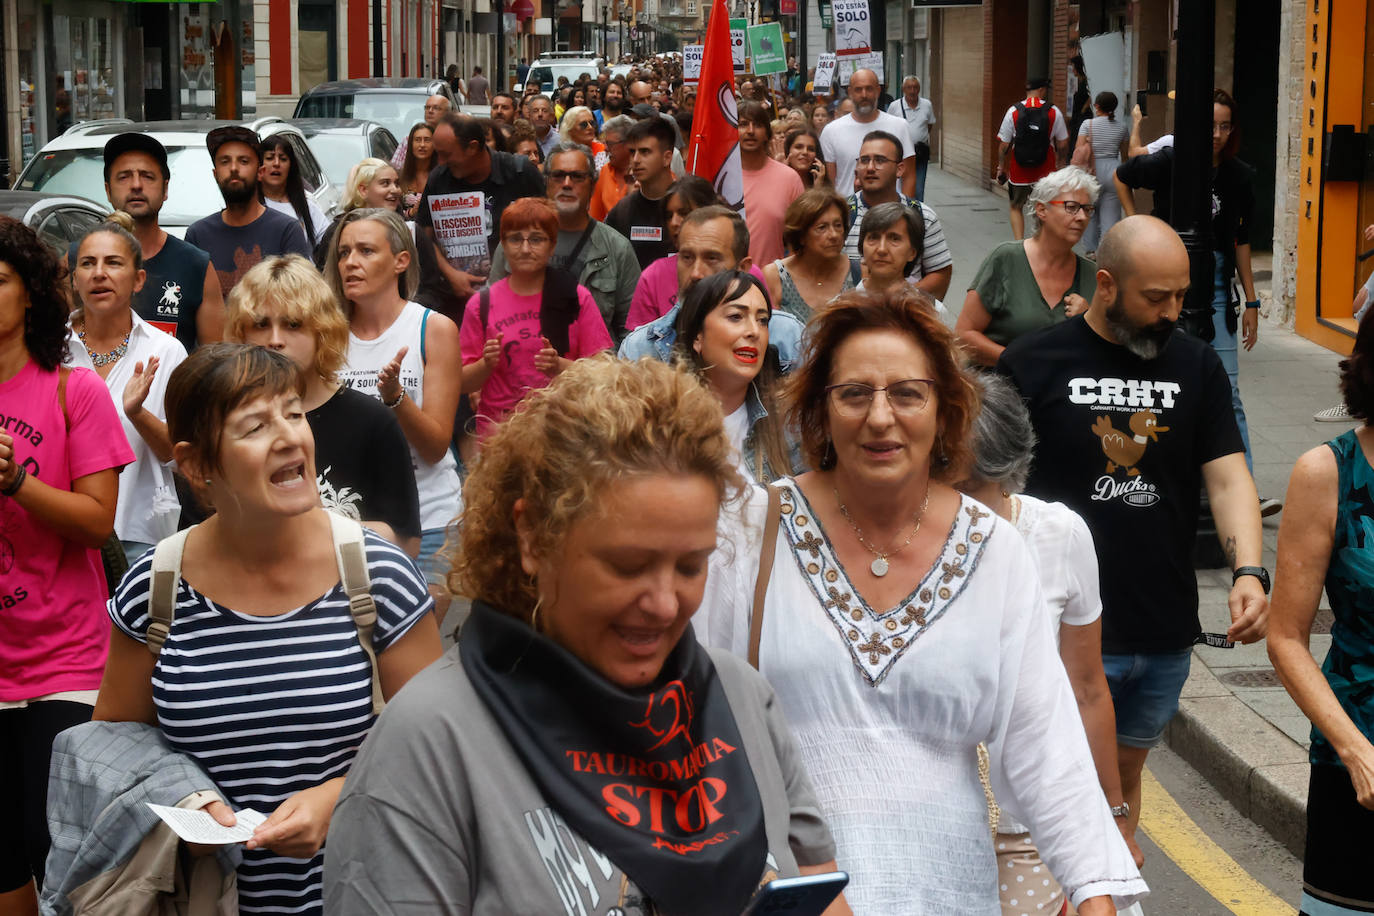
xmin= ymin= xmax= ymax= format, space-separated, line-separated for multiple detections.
xmin=926 ymin=164 xmax=1330 ymax=910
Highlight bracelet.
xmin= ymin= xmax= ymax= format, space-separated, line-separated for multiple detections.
xmin=1244 ymin=299 xmax=1261 ymax=310
xmin=1 ymin=465 xmax=26 ymax=497
xmin=381 ymin=388 xmax=405 ymax=409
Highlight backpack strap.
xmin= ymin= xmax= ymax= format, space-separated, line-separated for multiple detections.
xmin=57 ymin=367 xmax=70 ymax=427
xmin=327 ymin=512 xmax=385 ymax=715
xmin=748 ymin=483 xmax=783 ymax=669
xmin=147 ymin=528 xmax=193 ymax=655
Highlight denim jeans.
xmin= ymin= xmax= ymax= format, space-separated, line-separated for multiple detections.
xmin=914 ymin=158 xmax=930 ymax=202
xmin=1212 ymin=254 xmax=1253 ymax=474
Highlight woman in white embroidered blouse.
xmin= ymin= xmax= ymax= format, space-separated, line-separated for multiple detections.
xmin=699 ymin=287 xmax=1146 ymax=915
xmin=959 ymin=371 xmax=1144 ymax=915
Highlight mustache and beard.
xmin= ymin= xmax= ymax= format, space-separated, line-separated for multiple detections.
xmin=217 ymin=171 xmax=258 ymax=206
xmin=1105 ymin=291 xmax=1178 ymax=360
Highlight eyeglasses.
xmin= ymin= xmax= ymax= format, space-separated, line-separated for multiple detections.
xmin=1049 ymin=200 xmax=1096 ymax=216
xmin=824 ymin=379 xmax=935 ymax=417
xmin=575 ymin=120 xmax=595 ymax=130
xmin=1213 ymin=122 xmax=1233 ymax=135
xmin=549 ymin=170 xmax=591 ymax=183
xmin=504 ymin=234 xmax=551 ymax=248
xmin=857 ymin=155 xmax=894 ymax=167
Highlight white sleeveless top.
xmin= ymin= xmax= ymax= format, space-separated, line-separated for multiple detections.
xmin=339 ymin=301 xmax=463 ymax=531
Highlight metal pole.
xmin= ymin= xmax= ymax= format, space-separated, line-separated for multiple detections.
xmin=497 ymin=6 xmax=507 ymax=95
xmin=1170 ymin=0 xmax=1216 ymax=341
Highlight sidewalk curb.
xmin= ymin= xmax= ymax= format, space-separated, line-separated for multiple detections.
xmin=1163 ymin=653 xmax=1308 ymax=857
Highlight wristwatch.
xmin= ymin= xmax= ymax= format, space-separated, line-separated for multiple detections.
xmin=1110 ymin=802 xmax=1130 ymax=818
xmin=1245 ymin=299 xmax=1261 ymax=310
xmin=1232 ymin=565 xmax=1271 ymax=594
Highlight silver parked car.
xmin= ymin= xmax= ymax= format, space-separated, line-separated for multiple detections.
xmin=14 ymin=118 xmax=339 ymax=238
xmin=287 ymin=118 xmax=399 ymax=189
xmin=0 ymin=191 xmax=109 ymax=257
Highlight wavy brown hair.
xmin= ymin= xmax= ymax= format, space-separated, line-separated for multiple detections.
xmin=0 ymin=216 xmax=70 ymax=372
xmin=449 ymin=355 xmax=743 ymax=622
xmin=783 ymin=286 xmax=978 ymax=481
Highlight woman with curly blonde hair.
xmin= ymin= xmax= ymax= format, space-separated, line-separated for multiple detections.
xmin=226 ymin=255 xmax=420 ymax=552
xmin=325 ymin=356 xmax=849 ymax=916
xmin=700 ymin=285 xmax=1146 ymax=914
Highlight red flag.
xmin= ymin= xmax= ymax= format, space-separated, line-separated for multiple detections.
xmin=686 ymin=0 xmax=743 ymax=212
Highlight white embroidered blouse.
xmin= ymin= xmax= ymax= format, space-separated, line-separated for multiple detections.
xmin=696 ymin=479 xmax=1147 ymax=914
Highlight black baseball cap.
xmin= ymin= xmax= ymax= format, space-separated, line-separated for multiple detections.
xmin=103 ymin=133 xmax=170 ymax=183
xmin=206 ymin=125 xmax=263 ymax=161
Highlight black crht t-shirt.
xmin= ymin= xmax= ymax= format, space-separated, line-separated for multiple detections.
xmin=308 ymin=386 xmax=422 ymax=541
xmin=997 ymin=316 xmax=1243 ymax=654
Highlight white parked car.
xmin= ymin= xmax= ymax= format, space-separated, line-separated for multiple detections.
xmin=14 ymin=117 xmax=339 ymax=238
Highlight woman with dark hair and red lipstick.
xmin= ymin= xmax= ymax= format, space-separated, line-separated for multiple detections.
xmin=674 ymin=269 xmax=797 ymax=483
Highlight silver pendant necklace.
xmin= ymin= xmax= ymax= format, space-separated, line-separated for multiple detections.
xmin=834 ymin=486 xmax=931 ymax=577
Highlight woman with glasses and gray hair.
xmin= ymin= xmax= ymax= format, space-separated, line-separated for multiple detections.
xmin=956 ymin=166 xmax=1100 ymax=366
xmin=957 ymin=371 xmax=1144 ymax=915
xmin=700 ymin=286 xmax=1146 ymax=913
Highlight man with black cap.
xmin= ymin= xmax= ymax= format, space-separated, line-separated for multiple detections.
xmin=66 ymin=133 xmax=225 ymax=350
xmin=995 ymin=77 xmax=1070 ymax=239
xmin=185 ymin=126 xmax=312 ymax=299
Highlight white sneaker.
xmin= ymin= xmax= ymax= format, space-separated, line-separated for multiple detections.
xmin=1260 ymin=497 xmax=1284 ymax=518
xmin=1314 ymin=404 xmax=1353 ymax=422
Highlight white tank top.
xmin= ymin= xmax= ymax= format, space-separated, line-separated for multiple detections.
xmin=340 ymin=300 xmax=463 ymax=531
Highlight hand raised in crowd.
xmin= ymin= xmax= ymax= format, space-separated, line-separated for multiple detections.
xmin=121 ymin=356 xmax=160 ymax=419
xmin=378 ymin=346 xmax=408 ymax=404
xmin=1063 ymin=293 xmax=1090 ymax=318
xmin=533 ymin=336 xmax=563 ymax=377
xmin=246 ymin=778 xmax=345 ymax=859
xmin=1242 ymin=307 xmax=1259 ymax=351
xmin=482 ymin=333 xmax=504 ymax=369
xmin=450 ymin=270 xmax=487 ymax=301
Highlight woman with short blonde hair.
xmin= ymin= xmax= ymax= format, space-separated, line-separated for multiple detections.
xmin=227 ymin=255 xmax=421 ymax=551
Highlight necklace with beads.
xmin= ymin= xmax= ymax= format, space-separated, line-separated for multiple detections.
xmin=78 ymin=323 xmax=131 ymax=367
xmin=834 ymin=485 xmax=931 ymax=577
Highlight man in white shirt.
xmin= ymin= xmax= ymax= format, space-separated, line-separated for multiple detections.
xmin=886 ymin=76 xmax=936 ymax=201
xmin=820 ymin=68 xmax=916 ymax=198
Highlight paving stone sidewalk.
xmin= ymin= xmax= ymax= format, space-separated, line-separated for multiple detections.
xmin=925 ymin=165 xmax=1347 ymax=855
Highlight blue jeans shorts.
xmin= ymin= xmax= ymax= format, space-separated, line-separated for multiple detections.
xmin=416 ymin=527 xmax=452 ymax=587
xmin=1101 ymin=648 xmax=1193 ymax=748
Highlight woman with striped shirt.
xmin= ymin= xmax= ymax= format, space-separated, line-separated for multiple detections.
xmin=93 ymin=344 xmax=442 ymax=915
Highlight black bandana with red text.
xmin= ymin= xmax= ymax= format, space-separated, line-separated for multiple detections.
xmin=461 ymin=601 xmax=768 ymax=916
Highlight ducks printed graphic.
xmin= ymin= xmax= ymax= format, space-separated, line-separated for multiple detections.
xmin=1091 ymin=409 xmax=1170 ymax=476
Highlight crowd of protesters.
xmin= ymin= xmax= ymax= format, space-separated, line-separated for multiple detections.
xmin=7 ymin=52 xmax=1360 ymax=916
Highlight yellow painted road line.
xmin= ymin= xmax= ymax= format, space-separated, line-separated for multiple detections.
xmin=1139 ymin=767 xmax=1295 ymax=916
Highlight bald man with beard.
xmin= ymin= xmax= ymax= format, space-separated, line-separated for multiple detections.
xmin=998 ymin=216 xmax=1267 ymax=869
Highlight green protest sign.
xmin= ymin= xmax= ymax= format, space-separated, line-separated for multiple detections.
xmin=746 ymin=22 xmax=787 ymax=75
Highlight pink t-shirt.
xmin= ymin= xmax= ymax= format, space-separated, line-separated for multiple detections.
xmin=461 ymin=278 xmax=613 ymax=436
xmin=743 ymin=157 xmax=805 ymax=266
xmin=0 ymin=361 xmax=133 ymax=701
xmin=627 ymin=256 xmax=774 ymax=331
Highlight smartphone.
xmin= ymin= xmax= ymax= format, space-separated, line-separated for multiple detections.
xmin=739 ymin=872 xmax=849 ymax=916
xmin=996 ymin=172 xmax=1008 ymax=186
xmin=1137 ymin=90 xmax=1149 ymax=118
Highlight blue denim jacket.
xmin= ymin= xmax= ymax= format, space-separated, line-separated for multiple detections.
xmin=617 ymin=302 xmax=806 ymax=370
xmin=739 ymin=382 xmax=806 ymax=482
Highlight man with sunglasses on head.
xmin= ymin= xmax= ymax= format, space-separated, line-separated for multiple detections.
xmin=841 ymin=131 xmax=952 ymax=303
xmin=487 ymin=142 xmax=640 ymax=343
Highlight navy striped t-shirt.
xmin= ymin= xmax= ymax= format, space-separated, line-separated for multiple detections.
xmin=110 ymin=529 xmax=433 ymax=915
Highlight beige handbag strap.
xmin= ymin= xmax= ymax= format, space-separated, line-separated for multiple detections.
xmin=748 ymin=484 xmax=783 ymax=669
xmin=327 ymin=512 xmax=385 ymax=716
xmin=147 ymin=528 xmax=193 ymax=655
